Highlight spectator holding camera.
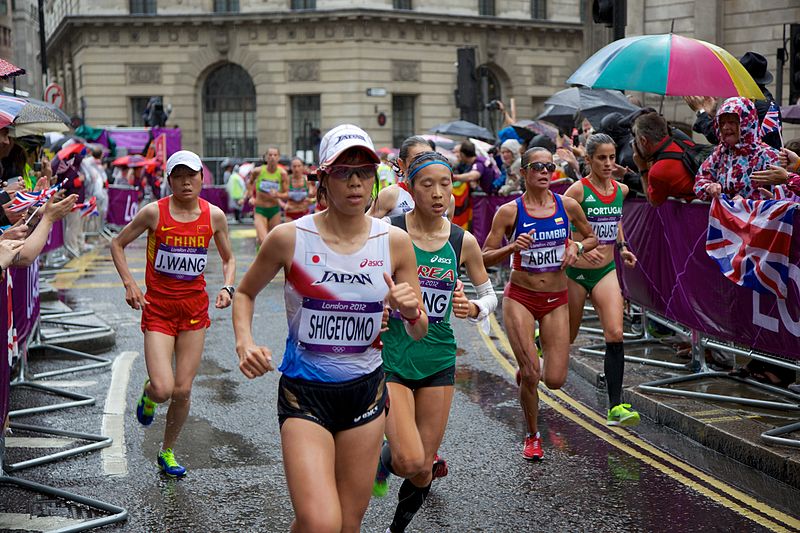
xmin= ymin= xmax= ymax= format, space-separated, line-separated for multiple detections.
xmin=631 ymin=112 xmax=696 ymax=206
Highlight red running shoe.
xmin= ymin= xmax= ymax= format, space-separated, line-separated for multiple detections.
xmin=522 ymin=434 xmax=544 ymax=461
xmin=432 ymin=454 xmax=448 ymax=479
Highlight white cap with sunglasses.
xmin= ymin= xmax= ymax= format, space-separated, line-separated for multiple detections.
xmin=318 ymin=124 xmax=380 ymax=171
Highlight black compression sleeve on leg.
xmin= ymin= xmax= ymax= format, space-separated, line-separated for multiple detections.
xmin=605 ymin=341 xmax=625 ymax=407
xmin=381 ymin=440 xmax=396 ymax=476
xmin=390 ymin=479 xmax=432 ymax=533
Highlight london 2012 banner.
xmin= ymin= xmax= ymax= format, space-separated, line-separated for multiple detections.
xmin=619 ymin=199 xmax=799 ymax=362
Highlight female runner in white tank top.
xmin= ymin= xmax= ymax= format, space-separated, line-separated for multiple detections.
xmin=232 ymin=125 xmax=428 ymax=533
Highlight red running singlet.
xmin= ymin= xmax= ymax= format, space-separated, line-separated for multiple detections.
xmin=145 ymin=197 xmax=213 ymax=298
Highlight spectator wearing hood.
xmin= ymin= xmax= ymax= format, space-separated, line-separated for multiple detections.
xmin=694 ymin=97 xmax=781 ymax=201
xmin=497 ymin=139 xmax=522 ymax=195
xmin=686 ymin=52 xmax=782 ymax=150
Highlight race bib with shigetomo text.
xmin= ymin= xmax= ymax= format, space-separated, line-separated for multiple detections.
xmin=588 ymin=215 xmax=620 ymax=245
xmin=259 ymin=180 xmax=280 ymax=193
xmin=154 ymin=244 xmax=208 ymax=280
xmin=298 ymin=298 xmax=383 ymax=354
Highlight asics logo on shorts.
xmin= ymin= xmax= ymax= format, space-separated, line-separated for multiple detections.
xmin=353 ymin=403 xmax=380 ymax=423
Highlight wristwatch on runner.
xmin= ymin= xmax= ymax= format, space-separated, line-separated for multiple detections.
xmin=574 ymin=241 xmax=584 ymax=256
xmin=221 ymin=285 xmax=235 ymax=297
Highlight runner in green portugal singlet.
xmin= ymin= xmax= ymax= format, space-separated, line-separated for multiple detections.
xmin=564 ymin=133 xmax=640 ymax=428
xmin=247 ymin=147 xmax=287 ymax=247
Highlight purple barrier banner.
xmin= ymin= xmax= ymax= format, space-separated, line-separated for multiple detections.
xmin=472 ymin=193 xmax=520 ymax=247
xmin=107 ymin=186 xmax=139 ymax=226
xmin=106 ymin=127 xmax=182 ymax=156
xmin=620 ymin=198 xmax=800 ymax=362
xmin=11 ymin=262 xmax=39 ymax=348
xmin=0 ymin=272 xmax=9 ymax=421
xmin=42 ymin=220 xmax=64 ymax=254
xmin=200 ymin=186 xmax=229 ymax=214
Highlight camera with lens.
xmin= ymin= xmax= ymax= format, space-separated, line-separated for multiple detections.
xmin=485 ymin=99 xmax=502 ymax=111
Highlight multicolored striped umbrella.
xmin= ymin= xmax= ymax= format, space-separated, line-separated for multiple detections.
xmin=566 ymin=34 xmax=764 ymax=100
xmin=0 ymin=94 xmax=27 ymax=129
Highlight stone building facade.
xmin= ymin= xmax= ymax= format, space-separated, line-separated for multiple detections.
xmin=43 ymin=0 xmax=583 ymax=158
xmin=40 ymin=0 xmax=800 ymax=157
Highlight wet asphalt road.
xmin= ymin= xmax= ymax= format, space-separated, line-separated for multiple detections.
xmin=3 ymin=223 xmax=800 ymax=532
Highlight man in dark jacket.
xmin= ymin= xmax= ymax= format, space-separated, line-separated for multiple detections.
xmin=685 ymin=52 xmax=782 ymax=150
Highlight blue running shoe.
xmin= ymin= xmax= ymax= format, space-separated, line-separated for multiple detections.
xmin=158 ymin=448 xmax=186 ymax=478
xmin=136 ymin=379 xmax=157 ymax=426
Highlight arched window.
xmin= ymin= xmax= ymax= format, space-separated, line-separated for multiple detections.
xmin=202 ymin=63 xmax=257 ymax=158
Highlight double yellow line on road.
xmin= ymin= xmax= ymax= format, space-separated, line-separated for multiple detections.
xmin=480 ymin=314 xmax=800 ymax=533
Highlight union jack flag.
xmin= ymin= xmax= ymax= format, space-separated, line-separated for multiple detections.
xmin=6 ymin=178 xmax=68 ymax=212
xmin=760 ymin=101 xmax=781 ymax=137
xmin=72 ymin=196 xmax=98 ymax=217
xmin=706 ymin=195 xmax=797 ymax=299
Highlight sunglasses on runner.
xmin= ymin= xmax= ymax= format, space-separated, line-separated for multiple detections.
xmin=523 ymin=162 xmax=556 ymax=173
xmin=325 ymin=164 xmax=378 ymax=180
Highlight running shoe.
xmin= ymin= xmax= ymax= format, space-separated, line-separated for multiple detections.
xmin=372 ymin=442 xmax=391 ymax=498
xmin=136 ymin=379 xmax=157 ymax=426
xmin=522 ymin=434 xmax=543 ymax=461
xmin=157 ymin=448 xmax=186 ymax=478
xmin=432 ymin=453 xmax=448 ymax=479
xmin=607 ymin=403 xmax=641 ymax=427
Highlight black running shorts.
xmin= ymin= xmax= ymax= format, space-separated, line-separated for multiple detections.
xmin=277 ymin=366 xmax=387 ymax=433
xmin=384 ymin=364 xmax=456 ymax=390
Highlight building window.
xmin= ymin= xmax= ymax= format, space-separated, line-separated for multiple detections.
xmin=130 ymin=96 xmax=156 ymax=127
xmin=213 ymin=0 xmax=239 ymax=12
xmin=531 ymin=0 xmax=545 ymax=19
xmin=290 ymin=0 xmax=315 ymax=10
xmin=478 ymin=0 xmax=494 ymax=16
xmin=393 ymin=0 xmax=412 ymax=9
xmin=203 ymin=63 xmax=257 ymax=158
xmin=392 ymin=95 xmax=415 ymax=149
xmin=0 ymin=0 xmax=7 ymax=16
xmin=291 ymin=95 xmax=321 ymax=163
xmin=130 ymin=0 xmax=156 ymax=14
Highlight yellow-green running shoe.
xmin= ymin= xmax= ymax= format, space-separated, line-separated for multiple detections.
xmin=136 ymin=379 xmax=157 ymax=426
xmin=158 ymin=448 xmax=186 ymax=478
xmin=607 ymin=404 xmax=640 ymax=427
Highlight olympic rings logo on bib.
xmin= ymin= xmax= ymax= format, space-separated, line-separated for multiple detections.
xmin=297 ymin=297 xmax=384 ymax=355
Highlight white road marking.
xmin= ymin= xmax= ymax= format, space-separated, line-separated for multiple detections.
xmin=101 ymin=351 xmax=138 ymax=477
xmin=5 ymin=437 xmax=76 ymax=448
xmin=0 ymin=513 xmax=87 ymax=531
xmin=29 ymin=380 xmax=97 ymax=388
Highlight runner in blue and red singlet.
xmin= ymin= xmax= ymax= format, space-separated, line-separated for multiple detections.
xmin=483 ymin=147 xmax=597 ymax=461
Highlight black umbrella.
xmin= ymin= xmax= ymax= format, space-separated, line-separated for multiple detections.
xmin=510 ymin=120 xmax=560 ymax=143
xmin=537 ymin=88 xmax=640 ymax=131
xmin=429 ymin=120 xmax=495 ymax=141
xmin=782 ymin=104 xmax=800 ymax=125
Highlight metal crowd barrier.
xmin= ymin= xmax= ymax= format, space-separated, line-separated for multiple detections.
xmin=616 ymin=197 xmax=800 ymax=448
xmin=2 ymin=250 xmax=128 ymax=530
